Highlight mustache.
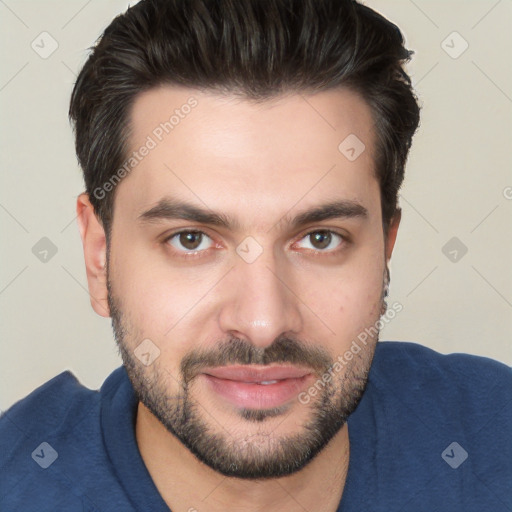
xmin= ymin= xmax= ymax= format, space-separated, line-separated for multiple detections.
xmin=181 ymin=335 xmax=333 ymax=385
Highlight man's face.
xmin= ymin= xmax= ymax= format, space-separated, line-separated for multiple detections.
xmin=104 ymin=86 xmax=394 ymax=479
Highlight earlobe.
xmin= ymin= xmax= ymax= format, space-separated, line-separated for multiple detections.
xmin=385 ymin=209 xmax=401 ymax=261
xmin=76 ymin=193 xmax=111 ymax=318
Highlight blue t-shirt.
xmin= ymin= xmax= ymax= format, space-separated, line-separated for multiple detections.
xmin=1 ymin=341 xmax=511 ymax=511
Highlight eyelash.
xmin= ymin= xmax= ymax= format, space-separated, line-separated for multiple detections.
xmin=162 ymin=229 xmax=349 ymax=259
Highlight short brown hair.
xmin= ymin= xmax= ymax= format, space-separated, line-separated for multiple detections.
xmin=69 ymin=0 xmax=420 ymax=238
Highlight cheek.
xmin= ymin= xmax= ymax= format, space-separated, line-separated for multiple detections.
xmin=300 ymin=253 xmax=384 ymax=339
xmin=108 ymin=239 xmax=175 ymax=335
xmin=109 ymin=243 xmax=216 ymax=365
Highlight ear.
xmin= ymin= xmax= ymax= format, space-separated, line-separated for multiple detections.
xmin=385 ymin=209 xmax=401 ymax=262
xmin=76 ymin=193 xmax=110 ymax=318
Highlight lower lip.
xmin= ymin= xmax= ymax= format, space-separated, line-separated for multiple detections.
xmin=201 ymin=374 xmax=313 ymax=409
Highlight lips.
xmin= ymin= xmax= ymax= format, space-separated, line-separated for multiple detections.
xmin=202 ymin=365 xmax=312 ymax=383
xmin=200 ymin=365 xmax=314 ymax=409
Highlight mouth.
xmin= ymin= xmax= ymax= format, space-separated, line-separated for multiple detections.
xmin=201 ymin=365 xmax=315 ymax=410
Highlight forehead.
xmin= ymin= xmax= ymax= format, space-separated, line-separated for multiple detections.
xmin=115 ymin=85 xmax=379 ymax=228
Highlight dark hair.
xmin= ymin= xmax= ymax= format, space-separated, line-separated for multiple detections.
xmin=69 ymin=0 xmax=420 ymax=239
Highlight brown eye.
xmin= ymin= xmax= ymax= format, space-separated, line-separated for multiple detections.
xmin=309 ymin=231 xmax=332 ymax=250
xmin=179 ymin=232 xmax=202 ymax=250
xmin=295 ymin=230 xmax=344 ymax=253
xmin=167 ymin=231 xmax=213 ymax=253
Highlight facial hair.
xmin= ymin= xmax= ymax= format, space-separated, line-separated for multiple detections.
xmin=107 ymin=262 xmax=388 ymax=480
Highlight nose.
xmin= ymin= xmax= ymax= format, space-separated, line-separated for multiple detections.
xmin=218 ymin=246 xmax=303 ymax=349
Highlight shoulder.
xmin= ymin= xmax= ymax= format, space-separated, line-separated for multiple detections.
xmin=0 ymin=369 xmax=125 ymax=511
xmin=353 ymin=342 xmax=512 ymax=509
xmin=372 ymin=340 xmax=511 ymax=385
xmin=369 ymin=340 xmax=512 ymax=426
xmin=1 ymin=370 xmax=99 ymax=439
xmin=0 ymin=369 xmax=102 ymax=479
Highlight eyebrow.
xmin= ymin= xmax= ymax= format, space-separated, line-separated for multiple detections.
xmin=137 ymin=197 xmax=368 ymax=232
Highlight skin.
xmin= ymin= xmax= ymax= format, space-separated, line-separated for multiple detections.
xmin=77 ymin=85 xmax=400 ymax=511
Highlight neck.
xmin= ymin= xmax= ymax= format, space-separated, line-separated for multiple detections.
xmin=135 ymin=402 xmax=350 ymax=512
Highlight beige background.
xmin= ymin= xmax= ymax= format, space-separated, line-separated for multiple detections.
xmin=1 ymin=0 xmax=511 ymax=411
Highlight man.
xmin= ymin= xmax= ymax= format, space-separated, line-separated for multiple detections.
xmin=1 ymin=0 xmax=510 ymax=510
